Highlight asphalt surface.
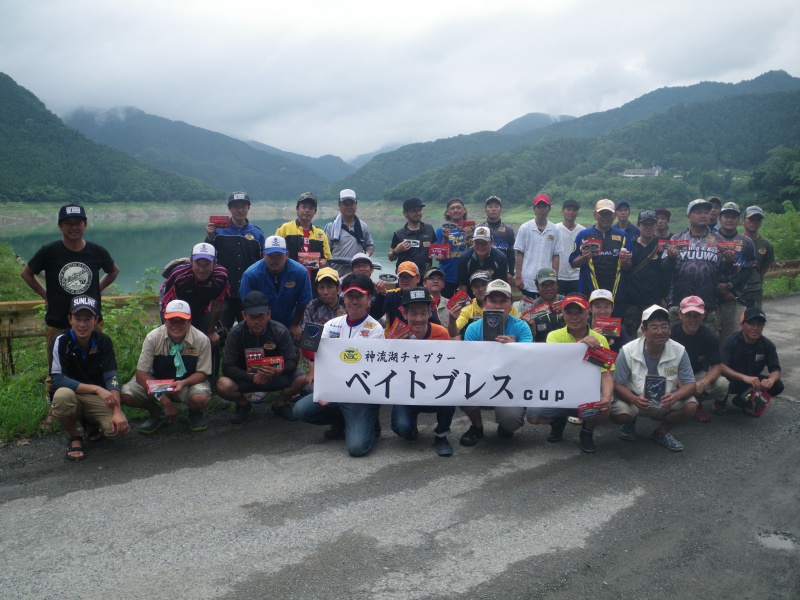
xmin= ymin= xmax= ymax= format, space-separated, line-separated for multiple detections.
xmin=1 ymin=295 xmax=798 ymax=600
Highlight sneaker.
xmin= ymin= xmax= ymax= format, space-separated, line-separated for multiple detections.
xmin=459 ymin=425 xmax=484 ymax=447
xmin=618 ymin=421 xmax=636 ymax=442
xmin=271 ymin=403 xmax=297 ymax=421
xmin=711 ymin=399 xmax=727 ymax=415
xmin=496 ymin=425 xmax=514 ymax=439
xmin=250 ymin=392 xmax=266 ymax=404
xmin=579 ymin=428 xmax=596 ymax=454
xmin=188 ymin=411 xmax=208 ymax=432
xmin=324 ymin=423 xmax=345 ymax=440
xmin=694 ymin=402 xmax=710 ymax=423
xmin=138 ymin=414 xmax=166 ymax=435
xmin=546 ymin=417 xmax=568 ymax=443
xmin=434 ymin=436 xmax=454 ymax=457
xmin=651 ymin=431 xmax=684 ymax=452
xmin=230 ymin=403 xmax=252 ymax=425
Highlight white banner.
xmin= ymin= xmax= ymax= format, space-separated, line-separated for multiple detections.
xmin=314 ymin=339 xmax=601 ymax=408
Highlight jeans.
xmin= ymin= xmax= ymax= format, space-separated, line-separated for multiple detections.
xmin=391 ymin=405 xmax=455 ymax=439
xmin=294 ymin=394 xmax=380 ymax=457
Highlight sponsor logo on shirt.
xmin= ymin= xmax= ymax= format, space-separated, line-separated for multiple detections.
xmin=285 ymin=281 xmax=296 ymax=288
xmin=58 ymin=262 xmax=92 ymax=294
xmin=363 ymin=321 xmax=376 ymax=329
xmin=665 ymin=367 xmax=678 ymax=376
xmin=263 ymin=343 xmax=276 ymax=350
xmin=612 ymin=235 xmax=621 ymax=241
xmin=245 ymin=234 xmax=254 ymax=240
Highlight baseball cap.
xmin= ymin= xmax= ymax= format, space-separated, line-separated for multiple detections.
xmin=742 ymin=307 xmax=767 ymax=323
xmin=397 ymin=261 xmax=420 ymax=277
xmin=679 ymin=295 xmax=705 ymax=315
xmin=69 ymin=295 xmax=98 ymax=315
xmin=638 ymin=209 xmax=657 ymax=224
xmin=403 ymin=198 xmax=425 ymax=211
xmin=315 ymin=267 xmax=340 ymax=283
xmin=485 ymin=279 xmax=512 ymax=298
xmin=469 ymin=270 xmax=492 ymax=284
xmin=339 ymin=189 xmax=356 ymax=202
xmin=58 ymin=204 xmax=87 ymax=223
xmin=296 ymin=192 xmax=318 ymax=208
xmin=227 ymin=191 xmax=250 ymax=206
xmin=264 ymin=235 xmax=288 ymax=255
xmin=594 ymin=199 xmax=615 ymax=213
xmin=341 ymin=273 xmax=375 ymax=296
xmin=533 ymin=193 xmax=551 ymax=206
xmin=721 ymin=201 xmax=740 ymax=214
xmin=616 ymin=199 xmax=631 ymax=209
xmin=707 ymin=196 xmax=722 ymax=207
xmin=562 ymin=199 xmax=580 ymax=210
xmin=473 ymin=226 xmax=492 ymax=242
xmin=401 ymin=286 xmax=432 ymax=306
xmin=744 ymin=206 xmax=764 ymax=219
xmin=242 ymin=291 xmax=270 ymax=315
xmin=641 ymin=304 xmax=669 ymax=326
xmin=164 ymin=299 xmax=191 ymax=320
xmin=655 ymin=208 xmax=672 ymax=218
xmin=423 ymin=267 xmax=445 ymax=280
xmin=350 ymin=252 xmax=373 ymax=267
xmin=589 ymin=289 xmax=615 ymax=305
xmin=687 ymin=199 xmax=713 ymax=215
xmin=535 ymin=267 xmax=558 ymax=284
xmin=191 ymin=242 xmax=216 ymax=261
xmin=562 ymin=294 xmax=590 ymax=310
xmin=485 ymin=195 xmax=502 ymax=206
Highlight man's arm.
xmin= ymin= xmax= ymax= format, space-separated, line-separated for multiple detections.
xmin=99 ymin=263 xmax=120 ymax=292
xmin=551 ymin=254 xmax=560 ymax=274
xmin=515 ymin=251 xmax=524 ymax=289
xmin=207 ymin=299 xmax=224 ymax=343
xmin=20 ymin=265 xmax=47 ymax=302
xmin=696 ymin=363 xmax=723 ymax=396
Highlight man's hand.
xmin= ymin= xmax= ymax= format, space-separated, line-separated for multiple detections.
xmin=595 ymin=397 xmax=611 ymax=414
xmin=207 ymin=330 xmax=220 ymax=346
xmin=394 ymin=240 xmax=411 ymax=255
xmin=253 ymin=365 xmax=281 ymax=386
xmin=161 ymin=397 xmax=179 ymax=420
xmin=95 ymin=386 xmax=118 ymax=408
xmin=289 ymin=324 xmax=302 ymax=344
xmin=515 ymin=274 xmax=524 ymax=290
xmin=661 ymin=392 xmax=679 ymax=408
xmin=206 ymin=223 xmax=216 ymax=237
xmin=631 ymin=394 xmax=650 ymax=410
xmin=722 ymin=249 xmax=735 ymax=263
xmin=495 ymin=335 xmax=516 ymax=344
xmin=742 ymin=375 xmax=763 ymax=392
xmin=580 ymin=335 xmax=601 ymax=349
xmin=375 ymin=280 xmax=388 ymax=296
xmin=666 ymin=245 xmax=679 ymax=260
xmin=110 ymin=410 xmax=129 ymax=434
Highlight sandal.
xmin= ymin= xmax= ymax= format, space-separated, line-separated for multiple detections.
xmin=694 ymin=402 xmax=711 ymax=423
xmin=65 ymin=436 xmax=85 ymax=461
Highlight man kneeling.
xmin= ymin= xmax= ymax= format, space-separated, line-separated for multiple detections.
xmin=51 ymin=295 xmax=129 ymax=461
xmin=216 ymin=291 xmax=307 ymax=424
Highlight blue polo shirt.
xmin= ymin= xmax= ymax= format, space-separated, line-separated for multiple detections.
xmin=464 ymin=314 xmax=533 ymax=343
xmin=239 ymin=258 xmax=312 ymax=329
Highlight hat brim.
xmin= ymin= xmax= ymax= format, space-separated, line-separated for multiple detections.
xmin=244 ymin=305 xmax=270 ymax=315
xmin=264 ymin=248 xmax=287 ymax=255
xmin=342 ymin=286 xmax=370 ymax=295
xmin=191 ymin=253 xmax=216 ymax=262
xmin=164 ymin=312 xmax=191 ymax=320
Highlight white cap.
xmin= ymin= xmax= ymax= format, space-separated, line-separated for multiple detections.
xmin=351 ymin=252 xmax=373 ymax=265
xmin=191 ymin=242 xmax=216 ymax=261
xmin=641 ymin=304 xmax=669 ymax=326
xmin=589 ymin=289 xmax=614 ymax=305
xmin=485 ymin=279 xmax=512 ymax=298
xmin=473 ymin=226 xmax=491 ymax=241
xmin=264 ymin=235 xmax=288 ymax=255
xmin=339 ymin=189 xmax=357 ymax=201
xmin=164 ymin=299 xmax=191 ymax=320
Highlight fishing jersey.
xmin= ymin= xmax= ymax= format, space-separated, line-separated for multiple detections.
xmin=208 ymin=220 xmax=265 ymax=299
xmin=478 ymin=220 xmax=516 ymax=276
xmin=569 ymin=226 xmax=631 ymax=299
xmin=663 ymin=229 xmax=724 ymax=310
xmin=435 ymin=223 xmax=469 ymax=284
xmin=160 ymin=263 xmax=230 ymax=322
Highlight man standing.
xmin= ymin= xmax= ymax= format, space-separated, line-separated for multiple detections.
xmin=707 ymin=196 xmax=723 ymax=233
xmin=50 ymin=296 xmax=129 ymax=460
xmin=614 ymin=200 xmax=640 ymax=238
xmin=389 ymin=198 xmax=436 ymax=275
xmin=21 ymin=203 xmax=119 ymax=403
xmin=662 ymin=199 xmax=725 ymax=332
xmin=611 ymin=305 xmax=697 ymax=452
xmin=456 ymin=226 xmax=508 ymax=294
xmin=569 ymin=199 xmax=631 ymax=304
xmin=121 ymin=300 xmax=213 ymax=434
xmin=293 ymin=274 xmax=385 ymax=457
xmin=240 ymin=236 xmax=312 ymax=345
xmin=276 ymin=192 xmax=332 ymax=283
xmin=514 ymin=193 xmax=563 ymax=298
xmin=205 ymin=191 xmax=266 ymax=329
xmin=716 ymin=202 xmax=756 ymax=341
xmin=390 ymin=287 xmax=455 ymax=457
xmin=555 ymin=199 xmax=584 ymax=296
xmin=670 ymin=296 xmax=729 ymax=423
xmin=655 ymin=208 xmax=672 ymax=240
xmin=741 ymin=206 xmax=775 ymax=309
xmin=217 ymin=291 xmax=307 ymax=424
xmin=479 ymin=195 xmax=515 ymax=283
xmin=160 ymin=243 xmax=229 ymax=346
xmin=324 ymin=189 xmax=375 ymax=278
xmin=719 ymin=307 xmax=783 ymax=415
xmin=623 ymin=209 xmax=665 ymax=338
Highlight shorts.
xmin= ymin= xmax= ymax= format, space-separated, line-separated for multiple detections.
xmin=51 ymin=388 xmax=123 ymax=438
xmin=233 ymin=368 xmax=305 ymax=394
xmin=121 ymin=379 xmax=212 ymax=404
xmin=527 ymin=406 xmax=579 ymax=420
xmin=611 ymin=395 xmax=697 ymax=420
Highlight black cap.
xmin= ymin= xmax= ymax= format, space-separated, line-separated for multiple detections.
xmin=297 ymin=192 xmax=318 ymax=208
xmin=69 ymin=295 xmax=98 ymax=315
xmin=58 ymin=204 xmax=87 ymax=223
xmin=562 ymin=199 xmax=580 ymax=209
xmin=742 ymin=307 xmax=766 ymax=323
xmin=401 ymin=286 xmax=432 ymax=306
xmin=403 ymin=198 xmax=425 ymax=211
xmin=707 ymin=196 xmax=722 ymax=207
xmin=616 ymin=199 xmax=630 ymax=209
xmin=227 ymin=191 xmax=251 ymax=206
xmin=243 ymin=291 xmax=270 ymax=315
xmin=638 ymin=209 xmax=657 ymax=223
xmin=485 ymin=195 xmax=502 ymax=206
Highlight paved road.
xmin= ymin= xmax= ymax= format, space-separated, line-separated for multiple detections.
xmin=1 ymin=296 xmax=798 ymax=599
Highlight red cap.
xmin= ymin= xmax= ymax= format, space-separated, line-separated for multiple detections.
xmin=680 ymin=295 xmax=705 ymax=315
xmin=562 ymin=294 xmax=589 ymax=310
xmin=533 ymin=193 xmax=551 ymax=206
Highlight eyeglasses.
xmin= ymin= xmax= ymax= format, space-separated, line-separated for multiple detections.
xmin=645 ymin=324 xmax=671 ymax=332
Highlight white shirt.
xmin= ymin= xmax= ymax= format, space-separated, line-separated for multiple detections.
xmin=322 ymin=314 xmax=385 ymax=340
xmin=555 ymin=221 xmax=585 ymax=282
xmin=514 ymin=219 xmax=563 ymax=292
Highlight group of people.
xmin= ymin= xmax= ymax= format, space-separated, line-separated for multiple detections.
xmin=21 ymin=191 xmax=783 ymax=461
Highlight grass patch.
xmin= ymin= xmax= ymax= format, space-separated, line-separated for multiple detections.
xmin=764 ymin=275 xmax=800 ymax=298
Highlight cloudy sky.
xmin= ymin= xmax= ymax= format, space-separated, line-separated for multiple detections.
xmin=2 ymin=0 xmax=799 ymax=161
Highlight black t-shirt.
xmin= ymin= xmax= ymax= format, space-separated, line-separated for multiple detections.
xmin=670 ymin=323 xmax=721 ymax=373
xmin=391 ymin=223 xmax=435 ymax=275
xmin=27 ymin=240 xmax=115 ymax=328
xmin=721 ymin=332 xmax=780 ymax=377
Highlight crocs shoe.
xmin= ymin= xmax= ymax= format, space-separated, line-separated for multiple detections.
xmin=618 ymin=421 xmax=636 ymax=442
xmin=250 ymin=392 xmax=266 ymax=404
xmin=188 ymin=411 xmax=208 ymax=432
xmin=138 ymin=414 xmax=166 ymax=435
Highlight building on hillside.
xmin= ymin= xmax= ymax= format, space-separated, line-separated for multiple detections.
xmin=621 ymin=167 xmax=663 ymax=178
